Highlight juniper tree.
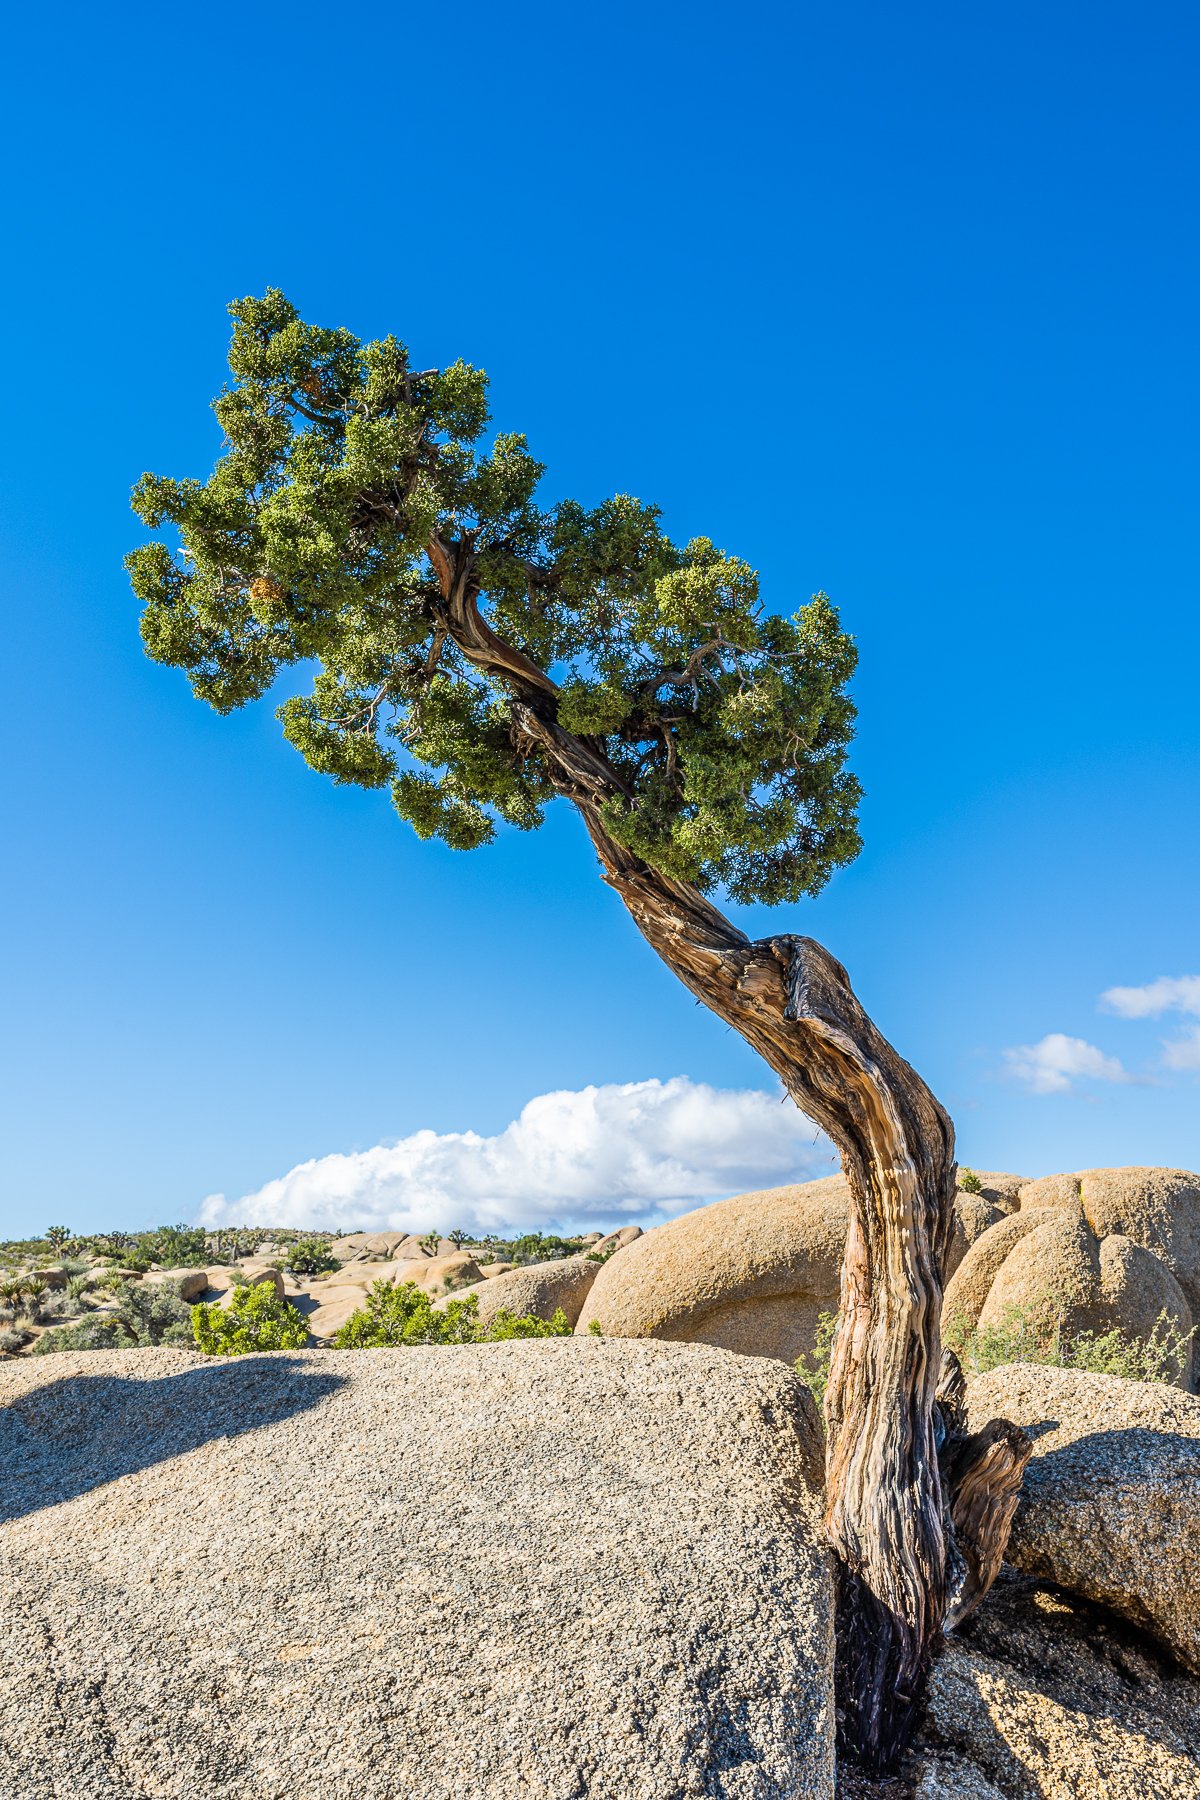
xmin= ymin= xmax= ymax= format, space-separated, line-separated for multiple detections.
xmin=128 ymin=291 xmax=1029 ymax=1772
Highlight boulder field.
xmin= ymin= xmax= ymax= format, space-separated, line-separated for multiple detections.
xmin=581 ymin=1167 xmax=1200 ymax=1385
xmin=0 ymin=1340 xmax=835 ymax=1800
xmin=578 ymin=1172 xmax=1024 ymax=1365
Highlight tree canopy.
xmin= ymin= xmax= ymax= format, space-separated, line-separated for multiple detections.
xmin=128 ymin=290 xmax=862 ymax=906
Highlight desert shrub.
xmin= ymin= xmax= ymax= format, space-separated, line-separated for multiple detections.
xmin=22 ymin=1277 xmax=50 ymax=1322
xmin=332 ymin=1280 xmax=571 ymax=1347
xmin=958 ymin=1168 xmax=984 ymax=1194
xmin=509 ymin=1232 xmax=586 ymax=1264
xmin=484 ymin=1306 xmax=572 ymax=1339
xmin=0 ymin=1327 xmax=31 ymax=1353
xmin=0 ymin=1277 xmax=26 ymax=1314
xmin=585 ymin=1243 xmax=617 ymax=1264
xmin=794 ymin=1310 xmax=838 ymax=1410
xmin=587 ymin=1319 xmax=603 ymax=1336
xmin=285 ymin=1239 xmax=339 ymax=1276
xmin=148 ymin=1224 xmax=209 ymax=1268
xmin=945 ymin=1298 xmax=1195 ymax=1386
xmin=33 ymin=1279 xmax=194 ymax=1354
xmin=64 ymin=1273 xmax=91 ymax=1310
xmin=793 ymin=1298 xmax=1195 ymax=1407
xmin=333 ymin=1282 xmax=482 ymax=1347
xmin=191 ymin=1281 xmax=309 ymax=1355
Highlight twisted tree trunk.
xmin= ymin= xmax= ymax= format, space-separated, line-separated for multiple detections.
xmin=565 ymin=805 xmax=1030 ymax=1770
xmin=433 ymin=546 xmax=1031 ymax=1772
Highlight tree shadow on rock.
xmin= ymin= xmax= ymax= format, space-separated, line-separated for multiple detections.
xmin=0 ymin=1356 xmax=346 ymax=1525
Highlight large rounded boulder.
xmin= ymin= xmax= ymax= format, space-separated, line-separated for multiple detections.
xmin=1020 ymin=1167 xmax=1200 ymax=1322
xmin=964 ymin=1364 xmax=1200 ymax=1675
xmin=577 ymin=1177 xmax=850 ymax=1362
xmin=0 ymin=1342 xmax=836 ymax=1798
xmin=944 ymin=1169 xmax=1199 ymax=1386
xmin=438 ymin=1256 xmax=601 ymax=1329
xmin=579 ymin=1173 xmax=1027 ymax=1363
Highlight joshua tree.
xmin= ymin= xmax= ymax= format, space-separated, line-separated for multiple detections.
xmin=0 ymin=1277 xmax=26 ymax=1315
xmin=44 ymin=1225 xmax=71 ymax=1253
xmin=23 ymin=1276 xmax=49 ymax=1321
xmin=447 ymin=1229 xmax=471 ymax=1251
xmin=128 ymin=291 xmax=1029 ymax=1771
xmin=418 ymin=1232 xmax=441 ymax=1257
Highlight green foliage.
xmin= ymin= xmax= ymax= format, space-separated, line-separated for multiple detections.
xmin=957 ymin=1168 xmax=984 ymax=1194
xmin=944 ymin=1299 xmax=1196 ymax=1386
xmin=486 ymin=1306 xmax=572 ymax=1339
xmin=128 ymin=292 xmax=862 ymax=906
xmin=45 ymin=1226 xmax=71 ymax=1252
xmin=509 ymin=1232 xmax=584 ymax=1264
xmin=23 ymin=1277 xmax=49 ymax=1321
xmin=148 ymin=1223 xmax=209 ymax=1268
xmin=331 ymin=1280 xmax=571 ymax=1347
xmin=34 ymin=1279 xmax=194 ymax=1354
xmin=0 ymin=1277 xmax=26 ymax=1313
xmin=191 ymin=1281 xmax=309 ymax=1355
xmin=793 ymin=1297 xmax=1195 ymax=1410
xmin=794 ymin=1309 xmax=839 ymax=1411
xmin=586 ymin=1319 xmax=603 ymax=1336
xmin=285 ymin=1239 xmax=339 ymax=1276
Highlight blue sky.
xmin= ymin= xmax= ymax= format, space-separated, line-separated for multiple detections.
xmin=2 ymin=1 xmax=1197 ymax=1239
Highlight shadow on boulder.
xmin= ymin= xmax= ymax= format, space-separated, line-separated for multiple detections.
xmin=0 ymin=1354 xmax=346 ymax=1525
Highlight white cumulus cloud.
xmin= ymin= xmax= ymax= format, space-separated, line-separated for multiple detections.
xmin=198 ymin=1076 xmax=837 ymax=1237
xmin=1098 ymin=975 xmax=1200 ymax=1074
xmin=1162 ymin=1028 xmax=1200 ymax=1073
xmin=1099 ymin=975 xmax=1200 ymax=1019
xmin=1002 ymin=1033 xmax=1131 ymax=1096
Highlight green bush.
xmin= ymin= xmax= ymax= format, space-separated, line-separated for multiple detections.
xmin=957 ymin=1168 xmax=984 ymax=1194
xmin=331 ymin=1280 xmax=572 ymax=1347
xmin=286 ymin=1239 xmax=339 ymax=1276
xmin=34 ymin=1279 xmax=194 ymax=1354
xmin=509 ymin=1232 xmax=587 ymax=1265
xmin=191 ymin=1281 xmax=309 ymax=1355
xmin=945 ymin=1298 xmax=1195 ymax=1386
xmin=792 ymin=1295 xmax=1196 ymax=1408
xmin=149 ymin=1224 xmax=209 ymax=1268
xmin=794 ymin=1310 xmax=838 ymax=1410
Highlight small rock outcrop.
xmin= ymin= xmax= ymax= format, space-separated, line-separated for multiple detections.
xmin=441 ymin=1256 xmax=601 ymax=1328
xmin=0 ymin=1342 xmax=835 ymax=1799
xmin=964 ymin=1364 xmax=1200 ymax=1674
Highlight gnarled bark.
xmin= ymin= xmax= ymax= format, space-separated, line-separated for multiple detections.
xmin=430 ymin=540 xmax=1030 ymax=1772
xmin=570 ymin=811 xmax=1032 ymax=1768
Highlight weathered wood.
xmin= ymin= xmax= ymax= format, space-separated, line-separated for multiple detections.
xmin=941 ymin=1425 xmax=1033 ymax=1630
